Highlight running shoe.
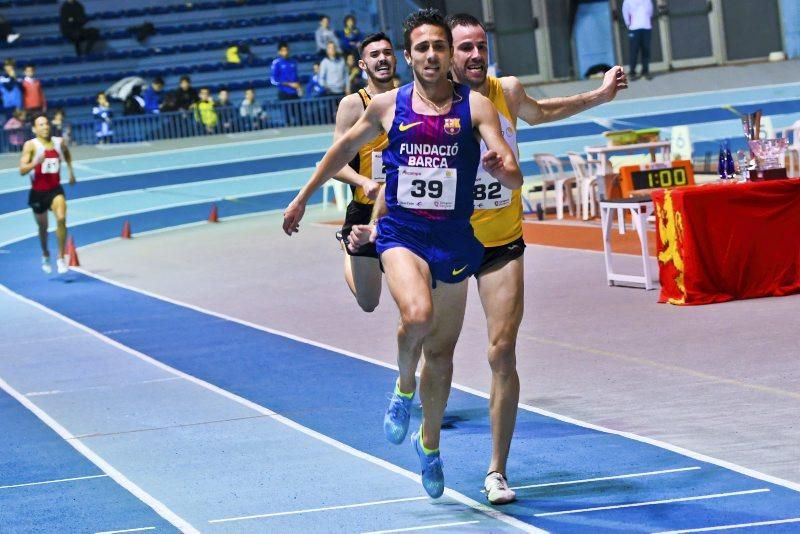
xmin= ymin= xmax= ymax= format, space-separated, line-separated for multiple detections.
xmin=56 ymin=257 xmax=68 ymax=274
xmin=411 ymin=429 xmax=444 ymax=498
xmin=383 ymin=387 xmax=413 ymax=444
xmin=484 ymin=471 xmax=516 ymax=505
xmin=41 ymin=256 xmax=52 ymax=274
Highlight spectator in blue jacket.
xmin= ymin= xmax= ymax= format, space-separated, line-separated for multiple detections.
xmin=1 ymin=60 xmax=22 ymax=118
xmin=305 ymin=62 xmax=325 ymax=98
xmin=270 ymin=41 xmax=302 ymax=100
xmin=143 ymin=77 xmax=164 ymax=113
xmin=93 ymin=92 xmax=113 ymax=143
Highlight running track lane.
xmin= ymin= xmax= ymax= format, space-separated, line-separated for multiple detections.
xmin=1 ymin=208 xmax=800 ymax=532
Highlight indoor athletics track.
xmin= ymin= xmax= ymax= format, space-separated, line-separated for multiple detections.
xmin=1 ymin=84 xmax=800 ymax=533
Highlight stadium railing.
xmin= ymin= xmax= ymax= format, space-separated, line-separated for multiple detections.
xmin=1 ymin=96 xmax=341 ymax=153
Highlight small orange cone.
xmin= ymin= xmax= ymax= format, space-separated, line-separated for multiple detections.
xmin=208 ymin=204 xmax=219 ymax=223
xmin=66 ymin=236 xmax=80 ymax=267
xmin=121 ymin=220 xmax=132 ymax=239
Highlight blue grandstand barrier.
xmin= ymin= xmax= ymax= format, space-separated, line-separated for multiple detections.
xmin=0 ymin=96 xmax=341 ymax=152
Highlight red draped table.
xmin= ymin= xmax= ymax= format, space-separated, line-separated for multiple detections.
xmin=652 ymin=179 xmax=800 ymax=305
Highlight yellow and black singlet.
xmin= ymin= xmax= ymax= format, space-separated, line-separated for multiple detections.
xmin=347 ymin=88 xmax=389 ymax=205
xmin=471 ymin=76 xmax=523 ymax=247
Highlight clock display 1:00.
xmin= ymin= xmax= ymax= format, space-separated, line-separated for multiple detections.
xmin=631 ymin=167 xmax=689 ymax=189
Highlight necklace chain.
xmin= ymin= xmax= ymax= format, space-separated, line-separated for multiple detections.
xmin=415 ymin=81 xmax=461 ymax=114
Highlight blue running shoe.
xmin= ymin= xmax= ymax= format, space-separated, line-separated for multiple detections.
xmin=411 ymin=429 xmax=444 ymax=498
xmin=383 ymin=388 xmax=413 ymax=444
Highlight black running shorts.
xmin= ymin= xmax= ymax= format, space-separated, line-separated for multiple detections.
xmin=28 ymin=185 xmax=65 ymax=215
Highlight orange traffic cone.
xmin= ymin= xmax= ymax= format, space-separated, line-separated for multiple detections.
xmin=121 ymin=220 xmax=132 ymax=239
xmin=208 ymin=204 xmax=219 ymax=223
xmin=66 ymin=236 xmax=80 ymax=267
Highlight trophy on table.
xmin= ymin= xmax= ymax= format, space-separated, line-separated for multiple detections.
xmin=741 ymin=109 xmax=789 ymax=181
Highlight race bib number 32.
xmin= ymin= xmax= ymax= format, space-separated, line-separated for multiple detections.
xmin=397 ymin=166 xmax=457 ymax=210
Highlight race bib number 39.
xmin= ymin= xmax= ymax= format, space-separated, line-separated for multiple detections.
xmin=41 ymin=157 xmax=60 ymax=174
xmin=397 ymin=166 xmax=457 ymax=210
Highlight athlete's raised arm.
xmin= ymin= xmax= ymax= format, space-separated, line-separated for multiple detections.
xmin=331 ymin=94 xmax=380 ymax=199
xmin=470 ymin=92 xmax=522 ymax=190
xmin=507 ymin=66 xmax=627 ymax=126
xmin=283 ymin=90 xmax=394 ymax=235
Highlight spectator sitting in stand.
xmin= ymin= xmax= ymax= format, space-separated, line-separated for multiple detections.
xmin=143 ymin=77 xmax=164 ymax=113
xmin=50 ymin=108 xmax=71 ymax=144
xmin=346 ymin=52 xmax=366 ymax=93
xmin=240 ymin=87 xmax=267 ymax=129
xmin=0 ymin=15 xmax=20 ymax=44
xmin=127 ymin=21 xmax=155 ymax=45
xmin=319 ymin=41 xmax=349 ymax=98
xmin=305 ymin=62 xmax=325 ymax=98
xmin=22 ymin=64 xmax=46 ymax=114
xmin=124 ymin=85 xmax=145 ymax=115
xmin=1 ymin=60 xmax=22 ymax=118
xmin=192 ymin=87 xmax=217 ymax=134
xmin=173 ymin=75 xmax=198 ymax=110
xmin=3 ymin=109 xmax=26 ymax=149
xmin=60 ymin=0 xmax=100 ymax=56
xmin=93 ymin=92 xmax=113 ymax=144
xmin=338 ymin=14 xmax=362 ymax=56
xmin=315 ymin=15 xmax=339 ymax=58
xmin=215 ymin=88 xmax=234 ymax=132
xmin=270 ymin=41 xmax=302 ymax=101
xmin=226 ymin=42 xmax=256 ymax=65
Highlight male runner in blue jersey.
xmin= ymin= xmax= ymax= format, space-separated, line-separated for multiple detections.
xmin=283 ymin=8 xmax=522 ymax=499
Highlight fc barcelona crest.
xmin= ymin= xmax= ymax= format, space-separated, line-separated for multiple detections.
xmin=444 ymin=117 xmax=461 ymax=135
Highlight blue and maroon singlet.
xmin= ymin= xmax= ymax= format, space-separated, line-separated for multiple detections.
xmin=376 ymin=82 xmax=483 ymax=283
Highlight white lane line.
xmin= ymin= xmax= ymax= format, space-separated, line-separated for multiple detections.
xmin=0 ymin=474 xmax=108 ymax=490
xmin=652 ymin=517 xmax=800 ymax=533
xmin=26 ymin=377 xmax=182 ymax=397
xmin=0 ymin=376 xmax=197 ymax=533
xmin=94 ymin=527 xmax=156 ymax=534
xmin=497 ymin=467 xmax=702 ymax=492
xmin=363 ymin=520 xmax=481 ymax=534
xmin=534 ymin=488 xmax=770 ymax=517
xmin=71 ymin=267 xmax=800 ymax=496
xmin=209 ymin=496 xmax=428 ymax=524
xmin=0 ymin=284 xmax=540 ymax=534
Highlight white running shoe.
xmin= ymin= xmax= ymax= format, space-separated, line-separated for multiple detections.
xmin=41 ymin=256 xmax=52 ymax=274
xmin=56 ymin=257 xmax=68 ymax=274
xmin=484 ymin=472 xmax=516 ymax=505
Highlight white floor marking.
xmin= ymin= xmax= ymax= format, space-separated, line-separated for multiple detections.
xmin=534 ymin=488 xmax=770 ymax=517
xmin=0 ymin=284 xmax=541 ymax=534
xmin=94 ymin=527 xmax=156 ymax=534
xmin=496 ymin=467 xmax=702 ymax=492
xmin=209 ymin=496 xmax=428 ymax=523
xmin=653 ymin=517 xmax=800 ymax=533
xmin=0 ymin=376 xmax=197 ymax=533
xmin=362 ymin=520 xmax=481 ymax=534
xmin=69 ymin=266 xmax=800 ymax=495
xmin=26 ymin=377 xmax=181 ymax=397
xmin=0 ymin=474 xmax=108 ymax=490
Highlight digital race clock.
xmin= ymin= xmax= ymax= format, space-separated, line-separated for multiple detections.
xmin=619 ymin=160 xmax=695 ymax=198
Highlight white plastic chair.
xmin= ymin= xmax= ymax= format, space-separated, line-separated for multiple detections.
xmin=567 ymin=152 xmax=602 ymax=220
xmin=532 ymin=153 xmax=576 ymax=219
xmin=670 ymin=125 xmax=692 ymax=161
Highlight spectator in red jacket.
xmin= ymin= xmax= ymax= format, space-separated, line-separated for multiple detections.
xmin=22 ymin=64 xmax=46 ymax=113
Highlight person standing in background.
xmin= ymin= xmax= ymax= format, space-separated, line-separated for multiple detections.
xmin=270 ymin=41 xmax=303 ymax=101
xmin=319 ymin=41 xmax=349 ymax=98
xmin=22 ymin=64 xmax=46 ymax=113
xmin=315 ymin=15 xmax=340 ymax=58
xmin=339 ymin=14 xmax=362 ymax=56
xmin=1 ymin=60 xmax=22 ymax=118
xmin=622 ymin=0 xmax=654 ymax=80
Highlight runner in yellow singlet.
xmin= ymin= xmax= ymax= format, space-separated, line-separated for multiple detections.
xmin=331 ymin=32 xmax=396 ymax=312
xmin=446 ymin=13 xmax=628 ymax=504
